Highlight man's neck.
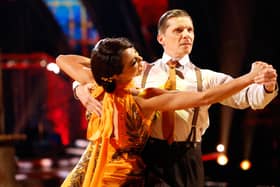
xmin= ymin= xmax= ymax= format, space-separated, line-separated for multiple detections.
xmin=162 ymin=53 xmax=190 ymax=65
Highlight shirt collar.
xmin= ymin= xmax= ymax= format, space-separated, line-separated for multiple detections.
xmin=162 ymin=53 xmax=190 ymax=66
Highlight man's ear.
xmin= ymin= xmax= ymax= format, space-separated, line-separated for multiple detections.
xmin=157 ymin=33 xmax=164 ymax=45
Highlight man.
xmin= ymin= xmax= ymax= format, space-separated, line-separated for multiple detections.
xmin=62 ymin=9 xmax=278 ymax=187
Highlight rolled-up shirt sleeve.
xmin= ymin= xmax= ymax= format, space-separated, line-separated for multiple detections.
xmin=243 ymin=83 xmax=278 ymax=110
xmin=204 ymin=70 xmax=278 ymax=110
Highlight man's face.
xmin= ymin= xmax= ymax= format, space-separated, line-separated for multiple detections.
xmin=157 ymin=16 xmax=194 ymax=59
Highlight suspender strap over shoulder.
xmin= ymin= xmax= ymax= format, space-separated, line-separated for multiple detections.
xmin=141 ymin=63 xmax=154 ymax=88
xmin=187 ymin=67 xmax=202 ymax=142
xmin=195 ymin=67 xmax=202 ymax=92
xmin=140 ymin=62 xmax=203 ymax=142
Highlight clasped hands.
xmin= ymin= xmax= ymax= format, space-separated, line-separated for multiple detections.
xmin=251 ymin=61 xmax=277 ymax=92
xmin=75 ymin=61 xmax=277 ymax=116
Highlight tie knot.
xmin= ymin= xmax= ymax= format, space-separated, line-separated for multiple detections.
xmin=167 ymin=60 xmax=180 ymax=68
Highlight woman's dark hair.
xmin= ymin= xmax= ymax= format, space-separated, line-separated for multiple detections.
xmin=90 ymin=37 xmax=133 ymax=93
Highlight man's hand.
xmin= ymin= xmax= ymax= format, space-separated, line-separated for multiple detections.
xmin=75 ymin=83 xmax=102 ymax=116
xmin=262 ymin=65 xmax=277 ymax=93
xmin=253 ymin=62 xmax=278 ymax=92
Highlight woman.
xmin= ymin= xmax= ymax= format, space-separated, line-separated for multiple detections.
xmin=57 ymin=37 xmax=265 ymax=187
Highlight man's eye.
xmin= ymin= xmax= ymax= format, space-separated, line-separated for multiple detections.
xmin=175 ymin=29 xmax=183 ymax=33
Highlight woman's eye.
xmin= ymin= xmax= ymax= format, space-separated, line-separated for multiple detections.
xmin=131 ymin=58 xmax=137 ymax=66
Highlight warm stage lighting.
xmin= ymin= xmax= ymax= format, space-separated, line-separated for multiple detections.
xmin=15 ymin=173 xmax=28 ymax=181
xmin=40 ymin=158 xmax=53 ymax=168
xmin=217 ymin=154 xmax=228 ymax=166
xmin=202 ymin=152 xmax=219 ymax=161
xmin=74 ymin=139 xmax=89 ymax=148
xmin=240 ymin=159 xmax=252 ymax=170
xmin=46 ymin=62 xmax=60 ymax=74
xmin=216 ymin=144 xmax=225 ymax=152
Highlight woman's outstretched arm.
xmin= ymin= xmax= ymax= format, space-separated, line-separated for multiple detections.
xmin=136 ymin=62 xmax=266 ymax=112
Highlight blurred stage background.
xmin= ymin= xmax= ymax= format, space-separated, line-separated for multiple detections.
xmin=0 ymin=0 xmax=279 ymax=186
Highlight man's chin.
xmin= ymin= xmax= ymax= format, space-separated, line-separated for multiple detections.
xmin=177 ymin=48 xmax=191 ymax=56
xmin=182 ymin=47 xmax=192 ymax=54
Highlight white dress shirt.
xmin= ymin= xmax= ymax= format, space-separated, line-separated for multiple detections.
xmin=133 ymin=53 xmax=278 ymax=142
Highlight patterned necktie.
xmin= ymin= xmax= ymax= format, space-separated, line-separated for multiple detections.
xmin=162 ymin=60 xmax=179 ymax=144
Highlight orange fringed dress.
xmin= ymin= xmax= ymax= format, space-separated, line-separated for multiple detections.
xmin=61 ymin=82 xmax=154 ymax=187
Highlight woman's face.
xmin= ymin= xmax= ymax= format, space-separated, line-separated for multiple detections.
xmin=116 ymin=47 xmax=142 ymax=83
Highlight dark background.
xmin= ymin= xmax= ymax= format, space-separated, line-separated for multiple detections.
xmin=0 ymin=0 xmax=279 ymax=186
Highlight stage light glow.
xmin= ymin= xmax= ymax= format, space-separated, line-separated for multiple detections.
xmin=7 ymin=60 xmax=16 ymax=67
xmin=58 ymin=159 xmax=70 ymax=167
xmin=17 ymin=160 xmax=33 ymax=170
xmin=69 ymin=157 xmax=80 ymax=165
xmin=74 ymin=139 xmax=89 ymax=148
xmin=40 ymin=158 xmax=53 ymax=168
xmin=15 ymin=173 xmax=28 ymax=181
xmin=216 ymin=144 xmax=225 ymax=152
xmin=240 ymin=159 xmax=252 ymax=170
xmin=46 ymin=62 xmax=60 ymax=74
xmin=202 ymin=152 xmax=219 ymax=161
xmin=217 ymin=154 xmax=228 ymax=166
xmin=40 ymin=59 xmax=47 ymax=67
xmin=56 ymin=169 xmax=70 ymax=179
